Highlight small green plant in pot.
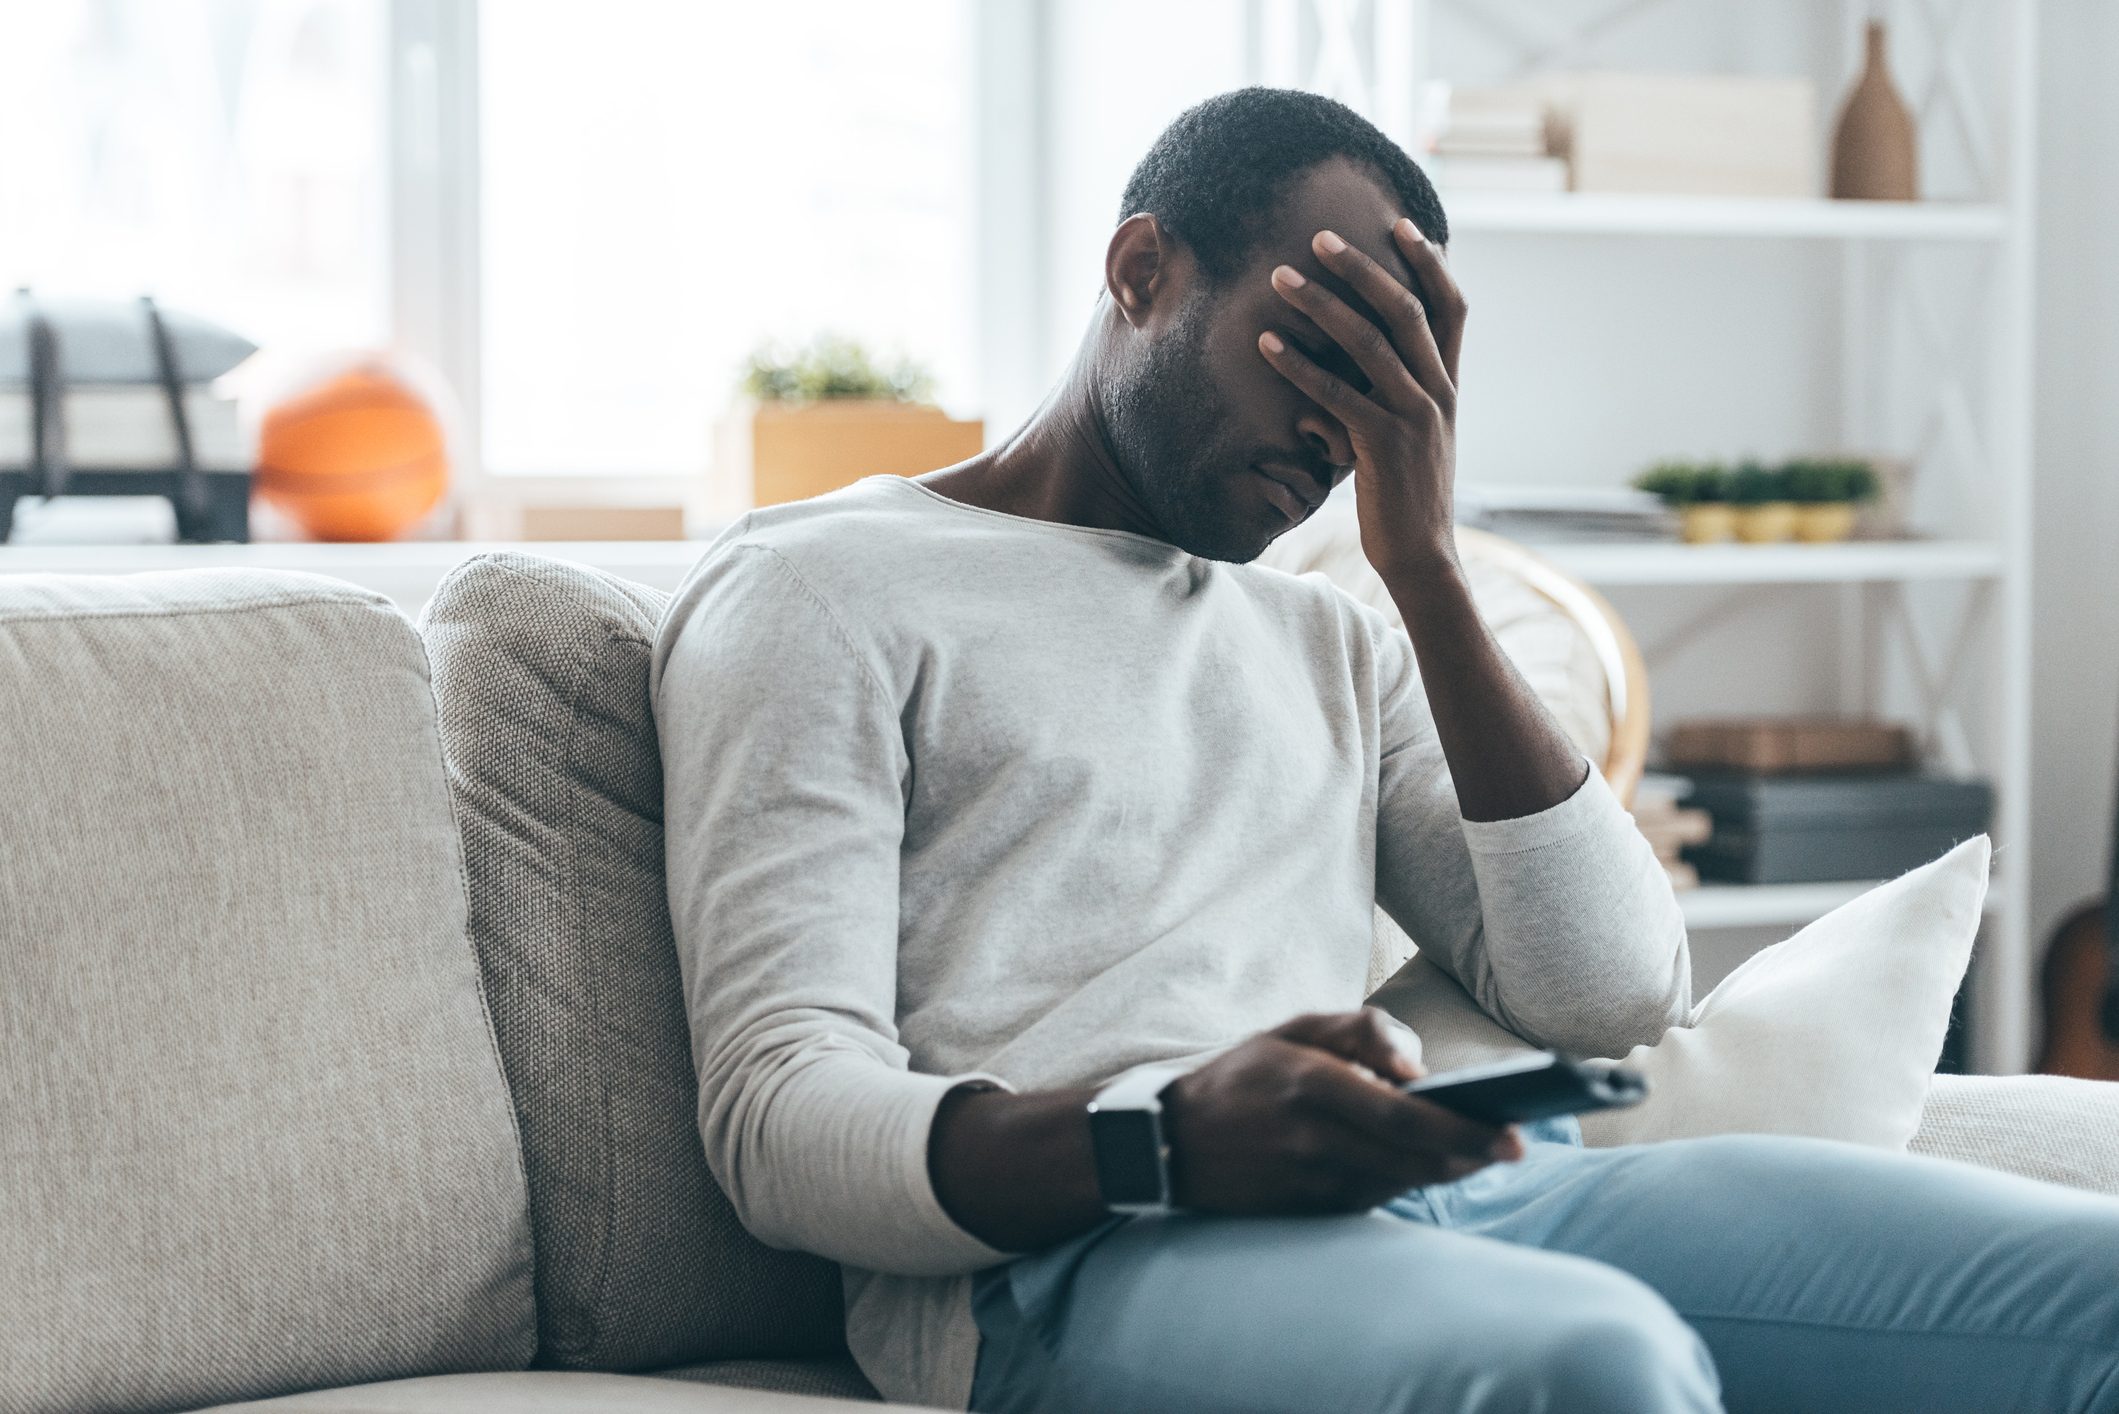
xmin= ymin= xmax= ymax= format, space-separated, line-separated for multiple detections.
xmin=712 ymin=334 xmax=981 ymax=517
xmin=1634 ymin=460 xmax=1737 ymax=544
xmin=1784 ymin=457 xmax=1881 ymax=542
xmin=1729 ymin=459 xmax=1797 ymax=543
xmin=739 ymin=334 xmax=938 ymax=405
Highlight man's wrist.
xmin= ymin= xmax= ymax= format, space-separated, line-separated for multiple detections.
xmin=1376 ymin=551 xmax=1473 ymax=624
xmin=930 ymin=1084 xmax=1108 ymax=1251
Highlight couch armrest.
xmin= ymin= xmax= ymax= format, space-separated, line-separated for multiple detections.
xmin=1911 ymin=1074 xmax=2119 ymax=1194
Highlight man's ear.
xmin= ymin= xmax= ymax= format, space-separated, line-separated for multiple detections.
xmin=1105 ymin=213 xmax=1182 ymax=329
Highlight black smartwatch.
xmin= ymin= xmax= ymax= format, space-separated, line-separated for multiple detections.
xmin=1085 ymin=1066 xmax=1186 ymax=1214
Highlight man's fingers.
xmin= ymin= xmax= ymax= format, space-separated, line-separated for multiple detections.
xmin=1291 ymin=1113 xmax=1491 ymax=1207
xmin=1258 ymin=330 xmax=1383 ymax=433
xmin=1303 ymin=1062 xmax=1515 ymax=1162
xmin=1269 ymin=262 xmax=1424 ymax=416
xmin=1272 ymin=1012 xmax=1508 ymax=1159
xmin=1274 ymin=1009 xmax=1422 ymax=1083
xmin=1391 ymin=217 xmax=1468 ymax=384
xmin=1310 ymin=228 xmax=1453 ymax=410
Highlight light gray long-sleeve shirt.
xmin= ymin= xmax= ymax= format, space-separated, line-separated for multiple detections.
xmin=650 ymin=475 xmax=1690 ymax=1410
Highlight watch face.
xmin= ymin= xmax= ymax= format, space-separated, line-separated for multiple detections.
xmin=1089 ymin=1107 xmax=1166 ymax=1207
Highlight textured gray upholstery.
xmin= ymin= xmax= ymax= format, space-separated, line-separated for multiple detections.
xmin=417 ymin=553 xmax=844 ymax=1373
xmin=204 ymin=1370 xmax=916 ymax=1412
xmin=0 ymin=569 xmax=535 ymax=1414
xmin=657 ymin=1359 xmax=879 ymax=1401
xmin=1911 ymin=1073 xmax=2119 ymax=1192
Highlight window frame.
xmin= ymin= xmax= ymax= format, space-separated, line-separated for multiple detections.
xmin=387 ymin=0 xmax=1042 ymax=532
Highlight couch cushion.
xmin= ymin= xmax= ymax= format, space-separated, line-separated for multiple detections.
xmin=205 ymin=1370 xmax=909 ymax=1412
xmin=658 ymin=1358 xmax=878 ymax=1401
xmin=1376 ymin=838 xmax=1987 ymax=1152
xmin=0 ymin=568 xmax=534 ymax=1414
xmin=1581 ymin=835 xmax=1987 ymax=1148
xmin=1911 ymin=1073 xmax=2119 ymax=1194
xmin=417 ymin=552 xmax=843 ymax=1373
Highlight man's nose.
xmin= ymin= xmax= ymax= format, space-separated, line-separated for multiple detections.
xmin=1296 ymin=411 xmax=1352 ymax=469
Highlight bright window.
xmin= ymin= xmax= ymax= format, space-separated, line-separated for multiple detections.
xmin=0 ymin=0 xmax=389 ymax=352
xmin=478 ymin=1 xmax=979 ymax=477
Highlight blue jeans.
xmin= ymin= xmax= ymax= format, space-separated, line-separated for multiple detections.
xmin=969 ymin=1121 xmax=2119 ymax=1413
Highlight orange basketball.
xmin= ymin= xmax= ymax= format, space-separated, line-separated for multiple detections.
xmin=255 ymin=367 xmax=448 ymax=541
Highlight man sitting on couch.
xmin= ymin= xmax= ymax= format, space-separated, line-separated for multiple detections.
xmin=651 ymin=88 xmax=2119 ymax=1413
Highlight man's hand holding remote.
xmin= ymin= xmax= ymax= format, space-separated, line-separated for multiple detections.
xmin=1160 ymin=1009 xmax=1525 ymax=1214
xmin=930 ymin=1008 xmax=1521 ymax=1253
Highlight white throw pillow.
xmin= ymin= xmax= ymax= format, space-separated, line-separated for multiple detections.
xmin=1368 ymin=835 xmax=1991 ymax=1151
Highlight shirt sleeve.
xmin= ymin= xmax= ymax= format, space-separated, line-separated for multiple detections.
xmin=650 ymin=540 xmax=1013 ymax=1276
xmin=1366 ymin=612 xmax=1692 ymax=1057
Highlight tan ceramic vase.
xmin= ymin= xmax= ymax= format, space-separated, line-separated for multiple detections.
xmin=1831 ymin=21 xmax=1918 ymax=201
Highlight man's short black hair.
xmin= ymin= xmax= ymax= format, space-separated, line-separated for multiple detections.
xmin=1117 ymin=86 xmax=1448 ymax=282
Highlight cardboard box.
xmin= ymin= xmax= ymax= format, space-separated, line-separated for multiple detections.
xmin=1508 ymin=73 xmax=1818 ymax=198
xmin=710 ymin=400 xmax=984 ymax=517
xmin=1665 ymin=717 xmax=1915 ymax=774
xmin=518 ymin=504 xmax=688 ymax=541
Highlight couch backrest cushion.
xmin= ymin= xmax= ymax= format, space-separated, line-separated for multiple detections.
xmin=0 ymin=569 xmax=535 ymax=1414
xmin=417 ymin=552 xmax=843 ymax=1373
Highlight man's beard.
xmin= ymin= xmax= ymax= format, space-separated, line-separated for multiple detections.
xmin=1103 ymin=303 xmax=1282 ymax=564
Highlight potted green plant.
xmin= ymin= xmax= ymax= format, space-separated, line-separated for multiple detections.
xmin=1729 ymin=459 xmax=1797 ymax=543
xmin=709 ymin=334 xmax=982 ymax=517
xmin=1784 ymin=457 xmax=1881 ymax=542
xmin=1634 ymin=460 xmax=1737 ymax=544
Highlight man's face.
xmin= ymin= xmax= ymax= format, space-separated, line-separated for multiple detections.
xmin=1103 ymin=158 xmax=1425 ymax=563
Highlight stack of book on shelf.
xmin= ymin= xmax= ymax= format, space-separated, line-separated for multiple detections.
xmin=1664 ymin=718 xmax=1993 ymax=885
xmin=1630 ymin=773 xmax=1711 ymax=891
xmin=1455 ymin=484 xmax=1675 ymax=543
xmin=1427 ymin=85 xmax=1567 ymax=194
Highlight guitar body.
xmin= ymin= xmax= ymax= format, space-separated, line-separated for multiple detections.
xmin=2037 ymin=901 xmax=2119 ymax=1082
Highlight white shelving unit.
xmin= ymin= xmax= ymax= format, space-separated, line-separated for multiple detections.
xmin=1257 ymin=0 xmax=2039 ymax=1071
xmin=1442 ymin=191 xmax=2007 ymax=241
xmin=1537 ymin=539 xmax=2005 ymax=586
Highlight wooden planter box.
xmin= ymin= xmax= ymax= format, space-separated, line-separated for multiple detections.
xmin=709 ymin=399 xmax=984 ymax=517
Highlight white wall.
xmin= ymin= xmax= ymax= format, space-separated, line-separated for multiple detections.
xmin=1035 ymin=0 xmax=1251 ymax=402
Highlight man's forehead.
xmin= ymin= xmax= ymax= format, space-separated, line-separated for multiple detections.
xmin=1249 ymin=159 xmax=1420 ymax=286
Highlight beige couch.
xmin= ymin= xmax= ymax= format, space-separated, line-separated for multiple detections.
xmin=3 ymin=552 xmax=2113 ymax=1414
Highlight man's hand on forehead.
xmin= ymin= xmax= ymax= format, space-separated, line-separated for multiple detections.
xmin=1259 ymin=217 xmax=1463 ymax=417
xmin=1256 ymin=215 xmax=1468 ymax=578
xmin=1277 ymin=235 xmax=1419 ymax=364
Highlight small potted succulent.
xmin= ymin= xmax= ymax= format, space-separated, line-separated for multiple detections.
xmin=1729 ymin=460 xmax=1798 ymax=543
xmin=1633 ymin=461 xmax=1736 ymax=544
xmin=1784 ymin=457 xmax=1881 ymax=542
